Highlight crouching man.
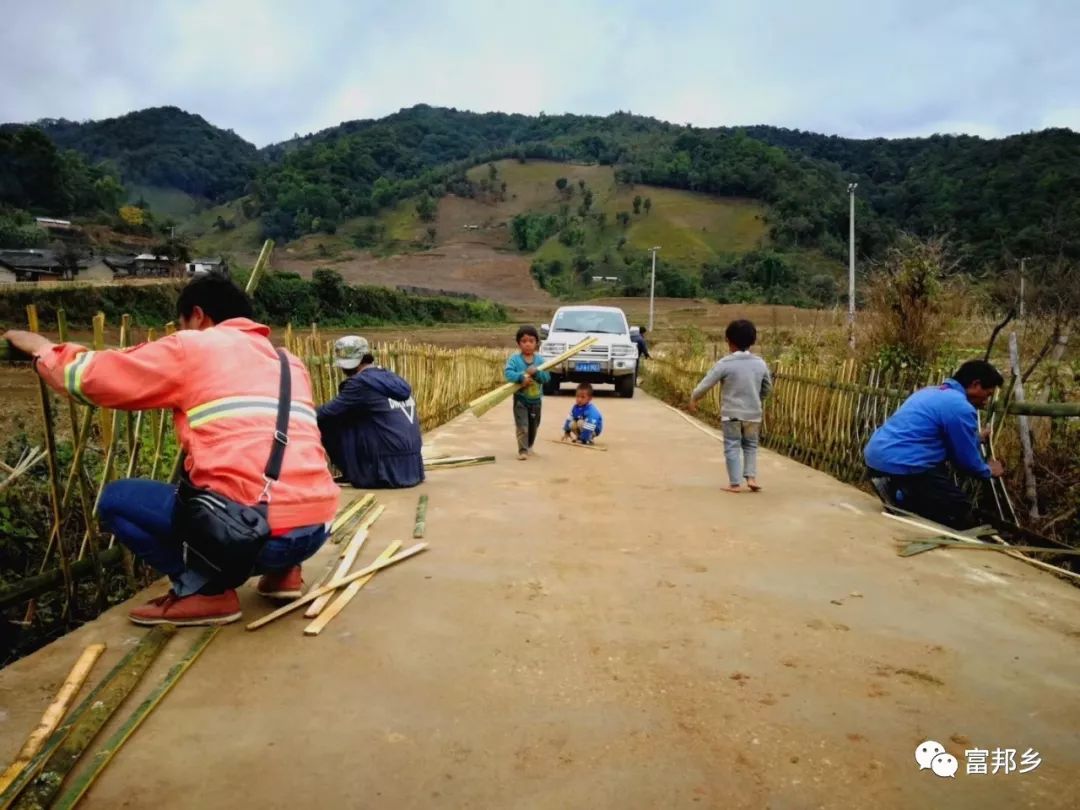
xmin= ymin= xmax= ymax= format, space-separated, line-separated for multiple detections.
xmin=3 ymin=276 xmax=340 ymax=626
xmin=317 ymin=336 xmax=425 ymax=489
xmin=864 ymin=359 xmax=1005 ymax=529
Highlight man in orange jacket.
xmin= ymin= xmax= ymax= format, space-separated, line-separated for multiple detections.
xmin=3 ymin=276 xmax=339 ymax=626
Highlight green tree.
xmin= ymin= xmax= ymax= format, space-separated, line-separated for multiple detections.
xmin=416 ymin=194 xmax=437 ymax=222
xmin=633 ymin=195 xmax=642 ymax=214
xmin=488 ymin=162 xmax=497 ymax=181
xmin=617 ymin=211 xmax=631 ymax=229
xmin=644 ymin=197 xmax=652 ymax=215
xmin=555 ymin=177 xmax=568 ymax=193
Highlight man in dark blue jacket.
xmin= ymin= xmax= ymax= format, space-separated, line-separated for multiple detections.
xmin=864 ymin=359 xmax=1005 ymax=529
xmin=317 ymin=336 xmax=425 ymax=489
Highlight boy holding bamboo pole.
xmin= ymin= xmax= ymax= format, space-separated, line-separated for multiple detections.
xmin=688 ymin=319 xmax=773 ymax=493
xmin=504 ymin=326 xmax=551 ymax=460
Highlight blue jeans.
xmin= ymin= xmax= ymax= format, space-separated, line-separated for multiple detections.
xmin=721 ymin=420 xmax=760 ymax=486
xmin=98 ymin=479 xmax=329 ymax=596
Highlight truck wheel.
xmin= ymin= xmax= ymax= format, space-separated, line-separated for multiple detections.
xmin=616 ymin=374 xmax=636 ymax=399
xmin=543 ymin=375 xmax=561 ymax=396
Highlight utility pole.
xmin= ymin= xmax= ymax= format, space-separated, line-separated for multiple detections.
xmin=648 ymin=246 xmax=661 ymax=332
xmin=1019 ymin=256 xmax=1029 ymax=319
xmin=847 ymin=183 xmax=858 ymax=349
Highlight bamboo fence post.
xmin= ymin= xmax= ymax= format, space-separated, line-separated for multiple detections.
xmin=92 ymin=313 xmax=111 ymax=449
xmin=1008 ymin=332 xmax=1040 ymax=519
xmin=24 ymin=304 xmax=73 ymax=622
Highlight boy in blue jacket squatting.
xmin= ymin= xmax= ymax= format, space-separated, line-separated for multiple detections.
xmin=317 ymin=335 xmax=425 ymax=488
xmin=562 ymin=383 xmax=604 ymax=444
xmin=504 ymin=325 xmax=551 ymax=460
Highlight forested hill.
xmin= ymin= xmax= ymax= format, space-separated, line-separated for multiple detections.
xmin=738 ymin=125 xmax=1080 ymax=266
xmin=251 ymin=105 xmax=882 ymax=259
xmin=33 ymin=107 xmax=261 ymax=201
xmin=250 ymin=105 xmax=1080 ymax=268
xmin=3 ymin=103 xmax=1078 ymax=273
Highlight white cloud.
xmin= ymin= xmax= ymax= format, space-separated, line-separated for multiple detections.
xmin=1 ymin=0 xmax=1077 ymax=145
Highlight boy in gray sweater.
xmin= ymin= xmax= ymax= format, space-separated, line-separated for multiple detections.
xmin=688 ymin=319 xmax=772 ymax=493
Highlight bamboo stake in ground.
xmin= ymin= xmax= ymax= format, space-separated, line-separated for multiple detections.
xmin=0 ymin=644 xmax=106 ymax=796
xmin=0 ymin=626 xmax=174 ymax=810
xmin=50 ymin=629 xmax=218 ymax=810
xmin=413 ymin=495 xmax=428 ymax=539
xmin=304 ymin=541 xmax=402 ymax=637
xmin=246 ymin=543 xmax=428 ymax=631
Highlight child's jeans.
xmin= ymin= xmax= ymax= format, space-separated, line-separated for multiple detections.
xmin=514 ymin=399 xmax=542 ymax=452
xmin=721 ymin=419 xmax=760 ymax=485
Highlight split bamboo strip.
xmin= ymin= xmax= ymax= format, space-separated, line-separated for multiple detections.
xmin=0 ymin=626 xmax=174 ymax=810
xmin=424 ymin=455 xmax=495 ymax=469
xmin=468 ymin=337 xmax=598 ymax=417
xmin=305 ymin=524 xmax=371 ymax=618
xmin=304 ymin=540 xmax=402 ymax=637
xmin=413 ymin=495 xmax=428 ymax=539
xmin=330 ymin=494 xmax=375 ymax=535
xmin=246 ymin=543 xmax=428 ymax=630
xmin=546 ymin=439 xmax=608 ymax=451
xmin=307 ymin=504 xmax=385 ymax=609
xmin=50 ymin=629 xmax=219 ymax=810
xmin=0 ymin=644 xmax=106 ymax=796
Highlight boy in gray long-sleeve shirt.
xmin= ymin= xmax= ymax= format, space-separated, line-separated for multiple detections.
xmin=688 ymin=319 xmax=772 ymax=493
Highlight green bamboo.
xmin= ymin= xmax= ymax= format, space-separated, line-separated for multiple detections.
xmin=0 ymin=626 xmax=174 ymax=810
xmin=413 ymin=494 xmax=428 ymax=539
xmin=51 ymin=628 xmax=218 ymax=810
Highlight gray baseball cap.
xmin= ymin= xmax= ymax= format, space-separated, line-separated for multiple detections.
xmin=333 ymin=335 xmax=371 ymax=369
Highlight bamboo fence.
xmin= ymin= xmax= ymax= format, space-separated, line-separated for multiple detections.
xmin=643 ymin=354 xmax=1079 ymax=487
xmin=0 ymin=313 xmax=504 ymax=631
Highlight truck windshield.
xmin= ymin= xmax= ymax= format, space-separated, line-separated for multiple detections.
xmin=553 ymin=311 xmax=626 ymax=334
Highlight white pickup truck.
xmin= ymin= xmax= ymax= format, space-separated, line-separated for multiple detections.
xmin=539 ymin=305 xmax=639 ymax=398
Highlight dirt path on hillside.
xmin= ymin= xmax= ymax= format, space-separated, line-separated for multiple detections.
xmin=1 ymin=392 xmax=1079 ymax=808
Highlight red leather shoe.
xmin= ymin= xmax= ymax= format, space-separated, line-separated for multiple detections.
xmin=128 ymin=590 xmax=241 ymax=626
xmin=257 ymin=565 xmax=304 ymax=600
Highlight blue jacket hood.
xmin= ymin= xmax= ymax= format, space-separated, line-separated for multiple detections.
xmin=358 ymin=367 xmax=413 ymax=401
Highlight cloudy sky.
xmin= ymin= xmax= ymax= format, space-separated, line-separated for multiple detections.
xmin=2 ymin=0 xmax=1077 ymax=147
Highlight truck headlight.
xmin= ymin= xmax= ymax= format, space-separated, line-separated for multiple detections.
xmin=611 ymin=345 xmax=633 ymax=357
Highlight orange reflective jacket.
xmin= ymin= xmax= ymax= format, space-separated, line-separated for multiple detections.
xmin=35 ymin=318 xmax=339 ymax=531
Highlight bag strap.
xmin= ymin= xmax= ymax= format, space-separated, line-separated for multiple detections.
xmin=259 ymin=349 xmax=292 ymax=503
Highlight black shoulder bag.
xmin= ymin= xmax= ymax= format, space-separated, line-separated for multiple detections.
xmin=174 ymin=349 xmax=292 ymax=588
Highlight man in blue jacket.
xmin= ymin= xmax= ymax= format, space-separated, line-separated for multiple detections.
xmin=864 ymin=359 xmax=1005 ymax=529
xmin=317 ymin=336 xmax=425 ymax=489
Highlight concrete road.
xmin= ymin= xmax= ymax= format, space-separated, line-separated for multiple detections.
xmin=2 ymin=391 xmax=1078 ymax=809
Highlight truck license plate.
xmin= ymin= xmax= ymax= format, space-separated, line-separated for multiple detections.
xmin=576 ymin=362 xmax=600 ymax=372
